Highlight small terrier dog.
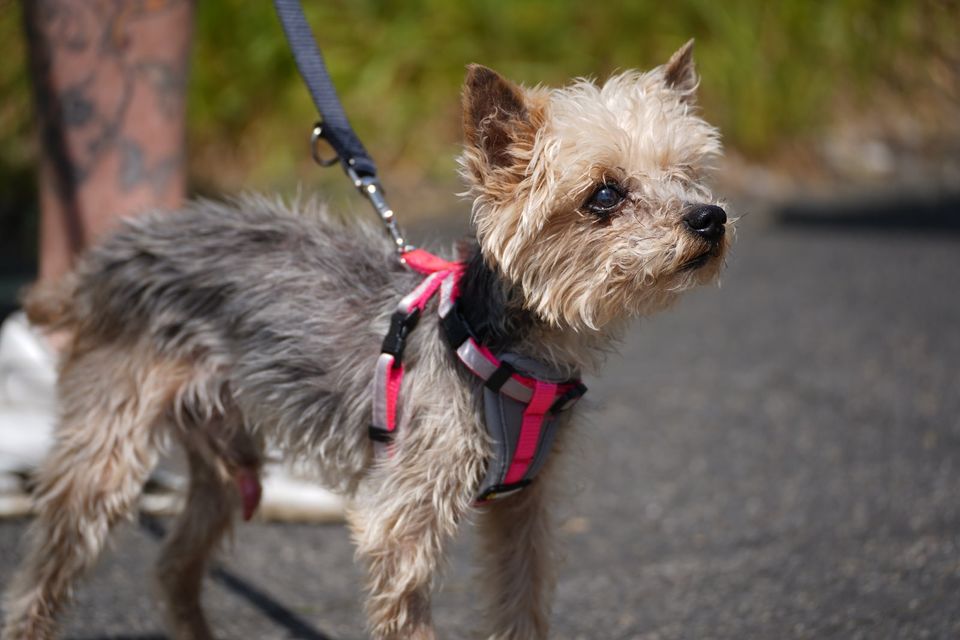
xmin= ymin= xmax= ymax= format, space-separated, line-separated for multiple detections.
xmin=3 ymin=41 xmax=728 ymax=640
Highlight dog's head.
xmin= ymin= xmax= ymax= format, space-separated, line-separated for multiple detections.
xmin=460 ymin=41 xmax=729 ymax=333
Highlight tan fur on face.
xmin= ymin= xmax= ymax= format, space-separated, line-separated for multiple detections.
xmin=461 ymin=43 xmax=728 ymax=332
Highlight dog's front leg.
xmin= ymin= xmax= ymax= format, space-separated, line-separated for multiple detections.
xmin=477 ymin=475 xmax=555 ymax=640
xmin=349 ymin=415 xmax=483 ymax=640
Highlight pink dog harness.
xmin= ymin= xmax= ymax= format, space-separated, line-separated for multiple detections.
xmin=371 ymin=249 xmax=587 ymax=503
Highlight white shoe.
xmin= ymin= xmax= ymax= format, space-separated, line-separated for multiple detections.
xmin=0 ymin=311 xmax=57 ymax=476
xmin=0 ymin=311 xmax=345 ymax=522
xmin=258 ymin=464 xmax=348 ymax=523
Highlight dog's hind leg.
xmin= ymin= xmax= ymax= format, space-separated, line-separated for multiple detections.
xmin=156 ymin=408 xmax=261 ymax=640
xmin=1 ymin=342 xmax=186 ymax=640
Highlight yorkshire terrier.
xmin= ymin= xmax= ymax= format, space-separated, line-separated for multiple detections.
xmin=3 ymin=41 xmax=729 ymax=640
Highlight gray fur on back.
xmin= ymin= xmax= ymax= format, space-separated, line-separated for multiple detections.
xmin=69 ymin=194 xmax=427 ymax=490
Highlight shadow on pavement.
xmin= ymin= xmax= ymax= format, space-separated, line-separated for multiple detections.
xmin=138 ymin=515 xmax=337 ymax=640
xmin=775 ymin=189 xmax=960 ymax=234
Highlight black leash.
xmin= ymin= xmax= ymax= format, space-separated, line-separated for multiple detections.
xmin=272 ymin=0 xmax=410 ymax=254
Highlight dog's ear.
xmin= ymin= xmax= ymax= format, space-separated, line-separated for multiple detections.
xmin=663 ymin=39 xmax=698 ymax=102
xmin=462 ymin=64 xmax=531 ymax=169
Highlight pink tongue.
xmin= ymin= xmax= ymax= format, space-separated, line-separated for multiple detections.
xmin=235 ymin=468 xmax=262 ymax=521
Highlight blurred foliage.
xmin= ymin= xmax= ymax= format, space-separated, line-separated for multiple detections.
xmin=1 ymin=0 xmax=957 ymax=195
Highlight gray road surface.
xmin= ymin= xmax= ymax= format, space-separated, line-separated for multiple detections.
xmin=2 ymin=195 xmax=959 ymax=639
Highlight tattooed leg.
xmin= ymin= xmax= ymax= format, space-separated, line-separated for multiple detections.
xmin=22 ymin=0 xmax=195 ymax=282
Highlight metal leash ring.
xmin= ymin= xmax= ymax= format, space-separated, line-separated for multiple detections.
xmin=310 ymin=123 xmax=339 ymax=167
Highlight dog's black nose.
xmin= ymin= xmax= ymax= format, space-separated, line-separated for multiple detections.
xmin=683 ymin=205 xmax=727 ymax=242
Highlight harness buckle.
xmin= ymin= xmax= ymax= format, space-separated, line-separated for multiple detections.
xmin=484 ymin=361 xmax=516 ymax=392
xmin=368 ymin=425 xmax=394 ymax=443
xmin=549 ymin=381 xmax=588 ymax=414
xmin=381 ymin=308 xmax=421 ymax=358
xmin=440 ymin=299 xmax=472 ymax=349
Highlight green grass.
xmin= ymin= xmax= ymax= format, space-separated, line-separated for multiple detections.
xmin=0 ymin=0 xmax=955 ymax=197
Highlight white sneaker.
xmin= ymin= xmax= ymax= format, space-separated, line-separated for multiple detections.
xmin=257 ymin=463 xmax=348 ymax=523
xmin=0 ymin=311 xmax=57 ymax=476
xmin=0 ymin=311 xmax=345 ymax=522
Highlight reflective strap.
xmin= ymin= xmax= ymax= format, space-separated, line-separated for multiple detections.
xmin=438 ymin=271 xmax=458 ymax=318
xmin=385 ymin=360 xmax=403 ymax=431
xmin=454 ymin=340 xmax=497 ymax=379
xmin=398 ymin=271 xmax=446 ymax=313
xmin=468 ymin=342 xmax=538 ymax=401
xmin=501 ymin=375 xmax=535 ymax=403
xmin=455 ymin=339 xmax=534 ymax=403
xmin=371 ymin=352 xmax=398 ymax=433
xmin=503 ymin=381 xmax=558 ymax=485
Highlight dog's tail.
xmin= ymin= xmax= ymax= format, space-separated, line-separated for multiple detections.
xmin=20 ymin=273 xmax=79 ymax=332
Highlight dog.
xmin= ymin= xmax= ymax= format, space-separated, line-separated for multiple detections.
xmin=3 ymin=40 xmax=728 ymax=640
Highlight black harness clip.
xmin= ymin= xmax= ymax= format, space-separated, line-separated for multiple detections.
xmin=440 ymin=299 xmax=472 ymax=350
xmin=368 ymin=425 xmax=394 ymax=444
xmin=381 ymin=308 xmax=421 ymax=358
xmin=549 ymin=381 xmax=588 ymax=414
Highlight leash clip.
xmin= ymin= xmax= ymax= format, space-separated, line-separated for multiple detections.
xmin=311 ymin=122 xmax=413 ymax=255
xmin=344 ymin=165 xmax=412 ymax=254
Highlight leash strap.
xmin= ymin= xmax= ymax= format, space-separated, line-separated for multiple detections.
xmin=272 ymin=0 xmax=411 ymax=253
xmin=272 ymin=0 xmax=375 ymax=177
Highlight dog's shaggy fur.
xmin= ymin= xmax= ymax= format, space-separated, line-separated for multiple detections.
xmin=3 ymin=42 xmax=729 ymax=640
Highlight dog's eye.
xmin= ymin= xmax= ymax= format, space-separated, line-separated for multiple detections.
xmin=585 ymin=183 xmax=625 ymax=215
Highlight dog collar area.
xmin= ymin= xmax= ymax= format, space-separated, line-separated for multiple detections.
xmin=370 ymin=249 xmax=587 ymax=503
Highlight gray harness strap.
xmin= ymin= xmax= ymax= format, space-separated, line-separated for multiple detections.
xmin=438 ymin=286 xmax=587 ymax=503
xmin=477 ymin=353 xmax=578 ymax=501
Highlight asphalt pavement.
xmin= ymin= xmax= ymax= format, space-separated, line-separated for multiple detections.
xmin=2 ymin=193 xmax=959 ymax=639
